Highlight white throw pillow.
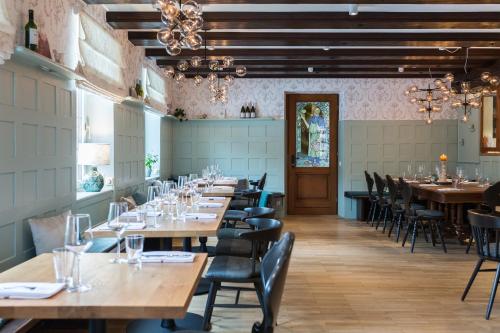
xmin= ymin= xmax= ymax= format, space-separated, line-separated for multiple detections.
xmin=28 ymin=210 xmax=72 ymax=255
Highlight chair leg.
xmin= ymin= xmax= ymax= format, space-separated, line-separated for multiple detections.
xmin=466 ymin=225 xmax=474 ymax=254
xmin=254 ymin=281 xmax=265 ymax=311
xmin=202 ymin=281 xmax=220 ymax=331
xmin=396 ymin=215 xmax=403 ymax=243
xmin=462 ymin=259 xmax=484 ymax=301
xmin=375 ymin=207 xmax=384 ymax=230
xmin=367 ymin=202 xmax=374 ymax=224
xmin=486 ymin=263 xmax=500 ymax=320
xmin=382 ymin=208 xmax=389 ymax=233
xmin=419 ymin=221 xmax=429 ymax=243
xmin=436 ymin=222 xmax=447 ymax=253
xmin=402 ymin=220 xmax=412 ymax=247
xmin=387 ymin=215 xmax=396 ymax=238
xmin=410 ymin=221 xmax=418 ymax=253
xmin=429 ymin=223 xmax=436 ymax=247
xmin=371 ymin=205 xmax=378 ymax=226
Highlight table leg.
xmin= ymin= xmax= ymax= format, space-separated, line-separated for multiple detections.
xmin=89 ymin=319 xmax=106 ymax=333
xmin=161 ymin=238 xmax=173 ymax=251
xmin=183 ymin=237 xmax=192 ymax=252
xmin=456 ymin=204 xmax=467 ymax=244
xmin=198 ymin=237 xmax=208 ymax=252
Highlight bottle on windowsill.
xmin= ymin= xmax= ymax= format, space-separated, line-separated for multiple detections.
xmin=25 ymin=9 xmax=38 ymax=52
xmin=250 ymin=104 xmax=256 ymax=118
xmin=240 ymin=105 xmax=245 ymax=118
xmin=245 ymin=104 xmax=250 ymax=118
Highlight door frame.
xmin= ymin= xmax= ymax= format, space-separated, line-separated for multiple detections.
xmin=284 ymin=93 xmax=339 ymax=215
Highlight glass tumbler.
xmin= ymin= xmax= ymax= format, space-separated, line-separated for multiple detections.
xmin=52 ymin=247 xmax=75 ymax=287
xmin=126 ymin=234 xmax=145 ymax=265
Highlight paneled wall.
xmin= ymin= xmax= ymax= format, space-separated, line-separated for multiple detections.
xmin=0 ymin=61 xmax=76 ymax=270
xmin=161 ymin=118 xmax=174 ymax=179
xmin=170 ymin=120 xmax=284 ymax=191
xmin=340 ymin=119 xmax=459 ymax=218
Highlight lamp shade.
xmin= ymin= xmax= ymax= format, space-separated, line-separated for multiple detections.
xmin=78 ymin=143 xmax=111 ymax=166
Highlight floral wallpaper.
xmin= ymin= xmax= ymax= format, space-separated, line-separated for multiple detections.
xmin=4 ymin=0 xmax=171 ymax=109
xmin=171 ymin=78 xmax=458 ymax=121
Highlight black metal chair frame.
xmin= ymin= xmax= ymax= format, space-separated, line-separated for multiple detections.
xmin=364 ymin=171 xmax=378 ymax=224
xmin=373 ymin=172 xmax=390 ymax=230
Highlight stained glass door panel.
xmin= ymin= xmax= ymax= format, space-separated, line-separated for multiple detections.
xmin=295 ymin=102 xmax=330 ymax=167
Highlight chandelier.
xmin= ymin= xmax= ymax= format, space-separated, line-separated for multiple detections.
xmin=153 ymin=0 xmax=203 ymax=56
xmin=404 ymin=71 xmax=453 ymax=124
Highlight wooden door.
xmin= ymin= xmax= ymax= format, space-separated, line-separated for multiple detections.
xmin=286 ymin=94 xmax=338 ymax=215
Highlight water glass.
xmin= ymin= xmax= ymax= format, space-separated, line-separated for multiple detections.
xmin=189 ymin=173 xmax=199 ymax=182
xmin=147 ymin=185 xmax=160 ymax=202
xmin=107 ymin=202 xmax=128 ymax=264
xmin=64 ymin=214 xmax=93 ymax=293
xmin=178 ymin=176 xmax=188 ymax=190
xmin=52 ymin=248 xmax=75 ymax=287
xmin=125 ymin=234 xmax=145 ymax=265
xmin=146 ymin=203 xmax=160 ymax=228
xmin=176 ymin=201 xmax=187 ymax=222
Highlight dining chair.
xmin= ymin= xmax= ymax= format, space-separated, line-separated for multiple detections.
xmin=462 ymin=209 xmax=500 ymax=319
xmin=373 ymin=172 xmax=390 ymax=230
xmin=364 ymin=171 xmax=378 ymax=224
xmin=201 ymin=218 xmax=283 ymax=331
xmin=133 ymin=232 xmax=295 ymax=333
xmin=385 ymin=175 xmax=403 ymax=239
xmin=218 ymin=207 xmax=276 ymax=241
xmin=400 ymin=180 xmax=447 ymax=253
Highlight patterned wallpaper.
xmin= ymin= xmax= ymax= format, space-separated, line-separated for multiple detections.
xmin=171 ymin=78 xmax=458 ymax=121
xmin=5 ymin=0 xmax=171 ymax=109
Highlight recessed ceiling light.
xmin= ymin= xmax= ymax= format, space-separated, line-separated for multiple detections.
xmin=308 ymin=67 xmax=314 ymax=73
xmin=349 ymin=4 xmax=359 ymax=16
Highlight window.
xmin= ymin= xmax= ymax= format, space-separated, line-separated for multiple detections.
xmin=0 ymin=0 xmax=15 ymax=64
xmin=76 ymin=88 xmax=115 ymax=197
xmin=145 ymin=66 xmax=167 ymax=107
xmin=144 ymin=111 xmax=161 ymax=178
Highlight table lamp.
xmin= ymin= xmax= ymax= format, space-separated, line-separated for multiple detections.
xmin=78 ymin=143 xmax=111 ymax=192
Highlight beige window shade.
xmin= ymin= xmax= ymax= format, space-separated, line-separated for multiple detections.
xmin=146 ymin=67 xmax=167 ymax=106
xmin=0 ymin=1 xmax=15 ymax=65
xmin=79 ymin=13 xmax=125 ymax=94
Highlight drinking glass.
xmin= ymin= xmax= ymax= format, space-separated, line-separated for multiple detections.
xmin=162 ymin=180 xmax=175 ymax=197
xmin=189 ymin=173 xmax=199 ymax=183
xmin=147 ymin=185 xmax=160 ymax=203
xmin=178 ymin=176 xmax=188 ymax=190
xmin=176 ymin=201 xmax=187 ymax=222
xmin=135 ymin=205 xmax=147 ymax=223
xmin=52 ymin=248 xmax=75 ymax=287
xmin=64 ymin=214 xmax=93 ymax=293
xmin=407 ymin=163 xmax=413 ymax=180
xmin=125 ymin=234 xmax=145 ymax=265
xmin=146 ymin=202 xmax=160 ymax=228
xmin=107 ymin=202 xmax=128 ymax=264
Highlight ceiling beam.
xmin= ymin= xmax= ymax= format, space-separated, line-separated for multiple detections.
xmin=181 ymin=73 xmax=447 ymax=78
xmin=85 ymin=0 xmax=500 ymax=4
xmin=130 ymin=31 xmax=500 ymax=47
xmin=179 ymin=68 xmax=457 ymax=74
xmin=108 ymin=11 xmax=500 ymax=30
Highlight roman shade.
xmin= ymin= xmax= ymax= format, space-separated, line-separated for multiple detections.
xmin=79 ymin=13 xmax=126 ymax=96
xmin=0 ymin=1 xmax=15 ymax=65
xmin=146 ymin=66 xmax=167 ymax=106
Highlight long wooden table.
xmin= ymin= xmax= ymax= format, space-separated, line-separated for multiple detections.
xmin=202 ymin=186 xmax=235 ymax=197
xmin=410 ymin=182 xmax=487 ymax=242
xmin=0 ymin=253 xmax=207 ymax=333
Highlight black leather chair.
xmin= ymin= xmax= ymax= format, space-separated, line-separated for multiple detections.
xmin=201 ymin=218 xmax=283 ymax=331
xmin=462 ymin=209 xmax=500 ymax=319
xmin=230 ymin=173 xmax=267 ymax=210
xmin=364 ymin=171 xmax=378 ymax=224
xmin=175 ymin=232 xmax=295 ymax=333
xmin=385 ymin=175 xmax=403 ymax=238
xmin=218 ymin=207 xmax=276 ymax=239
xmin=373 ymin=172 xmax=390 ymax=229
xmin=400 ymin=180 xmax=447 ymax=253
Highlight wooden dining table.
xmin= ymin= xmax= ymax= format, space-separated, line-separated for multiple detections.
xmin=197 ymin=178 xmax=238 ymax=188
xmin=410 ymin=182 xmax=487 ymax=242
xmin=201 ymin=186 xmax=235 ymax=197
xmin=0 ymin=253 xmax=208 ymax=333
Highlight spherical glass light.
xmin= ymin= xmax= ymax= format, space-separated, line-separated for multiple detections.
xmin=207 ymin=72 xmax=218 ymax=82
xmin=157 ymin=28 xmax=175 ymax=46
xmin=481 ymin=72 xmax=492 ymax=82
xmin=409 ymin=97 xmax=417 ymax=104
xmin=482 ymin=86 xmax=492 ymax=95
xmin=404 ymin=90 xmax=411 ymax=96
xmin=166 ymin=39 xmax=182 ymax=56
xmin=418 ymin=107 xmax=426 ymax=113
xmin=489 ymin=76 xmax=499 ymax=86
xmin=444 ymin=72 xmax=455 ymax=82
xmin=174 ymin=72 xmax=185 ymax=84
xmin=434 ymin=79 xmax=444 ymax=87
xmin=442 ymin=95 xmax=450 ymax=102
xmin=161 ymin=0 xmax=180 ymax=21
xmin=224 ymin=75 xmax=234 ymax=85
xmin=432 ymin=105 xmax=441 ymax=112
xmin=461 ymin=81 xmax=470 ymax=93
xmin=222 ymin=56 xmax=234 ymax=68
xmin=235 ymin=65 xmax=247 ymax=77
xmin=164 ymin=66 xmax=175 ymax=78
xmin=180 ymin=19 xmax=197 ymax=36
xmin=409 ymin=85 xmax=418 ymax=93
xmin=181 ymin=0 xmax=202 ymax=19
xmin=191 ymin=16 xmax=204 ymax=30
xmin=184 ymin=33 xmax=202 ymax=50
xmin=462 ymin=113 xmax=469 ymax=123
xmin=193 ymin=75 xmax=203 ymax=86
xmin=426 ymin=117 xmax=433 ymax=125
xmin=190 ymin=56 xmax=202 ymax=68
xmin=177 ymin=60 xmax=189 ymax=71
xmin=209 ymin=60 xmax=219 ymax=71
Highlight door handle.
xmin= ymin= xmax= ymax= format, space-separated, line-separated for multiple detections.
xmin=291 ymin=154 xmax=296 ymax=167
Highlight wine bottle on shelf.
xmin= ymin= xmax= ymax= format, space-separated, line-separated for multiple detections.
xmin=240 ymin=106 xmax=245 ymax=118
xmin=250 ymin=104 xmax=256 ymax=118
xmin=25 ymin=9 xmax=38 ymax=51
xmin=245 ymin=104 xmax=250 ymax=118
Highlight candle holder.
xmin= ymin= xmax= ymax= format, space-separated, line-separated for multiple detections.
xmin=439 ymin=160 xmax=447 ymax=182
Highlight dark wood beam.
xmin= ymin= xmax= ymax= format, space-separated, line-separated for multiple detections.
xmin=181 ymin=73 xmax=446 ymax=79
xmin=180 ymin=68 xmax=456 ymax=74
xmin=146 ymin=47 xmax=500 ymax=59
xmin=108 ymin=11 xmax=500 ymax=30
xmin=130 ymin=31 xmax=500 ymax=47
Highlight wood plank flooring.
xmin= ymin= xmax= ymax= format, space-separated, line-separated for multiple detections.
xmin=188 ymin=215 xmax=500 ymax=333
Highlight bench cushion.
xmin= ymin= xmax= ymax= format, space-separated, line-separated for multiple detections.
xmin=28 ymin=210 xmax=72 ymax=255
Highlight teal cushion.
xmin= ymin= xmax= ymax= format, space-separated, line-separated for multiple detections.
xmin=258 ymin=191 xmax=270 ymax=207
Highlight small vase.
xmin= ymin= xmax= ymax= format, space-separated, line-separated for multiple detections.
xmin=82 ymin=167 xmax=104 ymax=192
xmin=146 ymin=167 xmax=152 ymax=177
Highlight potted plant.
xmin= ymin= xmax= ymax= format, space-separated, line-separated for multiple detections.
xmin=145 ymin=153 xmax=159 ymax=177
xmin=174 ymin=108 xmax=188 ymax=122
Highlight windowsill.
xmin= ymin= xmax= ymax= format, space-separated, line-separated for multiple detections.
xmin=76 ymin=186 xmax=114 ymax=201
xmin=146 ymin=175 xmax=160 ymax=181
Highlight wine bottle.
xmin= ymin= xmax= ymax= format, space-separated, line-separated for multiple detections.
xmin=240 ymin=106 xmax=245 ymax=118
xmin=245 ymin=104 xmax=250 ymax=118
xmin=25 ymin=9 xmax=38 ymax=51
xmin=250 ymin=104 xmax=256 ymax=118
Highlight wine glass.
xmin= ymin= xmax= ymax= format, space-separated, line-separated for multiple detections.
xmin=189 ymin=173 xmax=199 ymax=183
xmin=147 ymin=185 xmax=160 ymax=202
xmin=64 ymin=214 xmax=93 ymax=293
xmin=107 ymin=202 xmax=128 ymax=264
xmin=178 ymin=176 xmax=188 ymax=190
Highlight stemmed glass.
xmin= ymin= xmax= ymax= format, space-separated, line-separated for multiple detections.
xmin=178 ymin=176 xmax=188 ymax=190
xmin=189 ymin=173 xmax=198 ymax=183
xmin=147 ymin=186 xmax=161 ymax=228
xmin=107 ymin=202 xmax=129 ymax=264
xmin=64 ymin=214 xmax=93 ymax=293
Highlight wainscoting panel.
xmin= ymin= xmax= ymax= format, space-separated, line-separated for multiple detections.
xmin=340 ymin=119 xmax=458 ymax=219
xmin=161 ymin=117 xmax=174 ymax=179
xmin=170 ymin=120 xmax=284 ymax=192
xmin=0 ymin=61 xmax=76 ymax=271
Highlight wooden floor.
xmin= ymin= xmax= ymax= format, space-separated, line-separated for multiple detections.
xmin=188 ymin=215 xmax=500 ymax=333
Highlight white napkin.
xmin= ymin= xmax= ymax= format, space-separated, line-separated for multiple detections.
xmin=141 ymin=251 xmax=195 ymax=263
xmin=222 ymin=177 xmax=237 ymax=181
xmin=437 ymin=188 xmax=463 ymax=192
xmin=185 ymin=213 xmax=217 ymax=220
xmin=0 ymin=282 xmax=65 ymax=299
xmin=212 ymin=186 xmax=233 ymax=190
xmin=198 ymin=202 xmax=224 ymax=208
xmin=123 ymin=211 xmax=162 ymax=217
xmin=98 ymin=222 xmax=146 ymax=230
xmin=420 ymin=184 xmax=439 ymax=187
xmin=202 ymin=197 xmax=225 ymax=201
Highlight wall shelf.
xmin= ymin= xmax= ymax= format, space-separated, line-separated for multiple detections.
xmin=186 ymin=117 xmax=278 ymax=121
xmin=11 ymin=46 xmax=83 ymax=81
xmin=122 ymin=97 xmax=168 ymax=117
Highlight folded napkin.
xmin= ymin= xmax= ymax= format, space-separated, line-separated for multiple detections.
xmin=123 ymin=211 xmax=162 ymax=218
xmin=222 ymin=177 xmax=237 ymax=181
xmin=185 ymin=213 xmax=217 ymax=220
xmin=203 ymin=197 xmax=225 ymax=201
xmin=420 ymin=184 xmax=439 ymax=187
xmin=437 ymin=188 xmax=463 ymax=192
xmin=141 ymin=251 xmax=195 ymax=263
xmin=99 ymin=222 xmax=146 ymax=230
xmin=198 ymin=202 xmax=224 ymax=208
xmin=212 ymin=186 xmax=233 ymax=190
xmin=0 ymin=282 xmax=65 ymax=299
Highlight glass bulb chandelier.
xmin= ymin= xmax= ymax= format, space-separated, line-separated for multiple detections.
xmin=154 ymin=0 xmax=203 ymax=56
xmin=404 ymin=70 xmax=453 ymax=124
